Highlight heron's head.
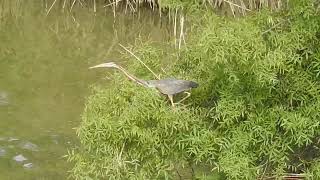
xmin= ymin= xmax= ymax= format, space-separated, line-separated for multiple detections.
xmin=89 ymin=62 xmax=118 ymax=69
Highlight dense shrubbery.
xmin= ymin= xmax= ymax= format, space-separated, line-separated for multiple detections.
xmin=68 ymin=0 xmax=320 ymax=179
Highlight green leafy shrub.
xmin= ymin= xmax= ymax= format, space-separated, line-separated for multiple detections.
xmin=69 ymin=0 xmax=320 ymax=179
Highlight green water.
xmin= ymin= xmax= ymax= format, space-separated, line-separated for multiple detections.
xmin=0 ymin=1 xmax=169 ymax=179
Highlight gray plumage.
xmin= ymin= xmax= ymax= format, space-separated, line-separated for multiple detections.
xmin=147 ymin=78 xmax=198 ymax=95
xmin=89 ymin=62 xmax=198 ymax=106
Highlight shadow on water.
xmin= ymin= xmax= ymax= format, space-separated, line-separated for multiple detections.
xmin=0 ymin=1 xmax=170 ymax=179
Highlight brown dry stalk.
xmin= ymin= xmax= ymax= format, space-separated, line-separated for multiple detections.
xmin=119 ymin=43 xmax=160 ymax=80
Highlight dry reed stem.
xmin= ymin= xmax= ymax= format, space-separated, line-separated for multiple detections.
xmin=178 ymin=15 xmax=185 ymax=50
xmin=127 ymin=1 xmax=135 ymax=12
xmin=43 ymin=0 xmax=284 ymax=18
xmin=228 ymin=1 xmax=236 ymax=17
xmin=71 ymin=14 xmax=80 ymax=27
xmin=119 ymin=43 xmax=160 ymax=80
xmin=103 ymin=0 xmax=122 ymax=8
xmin=159 ymin=3 xmax=161 ymax=17
xmin=70 ymin=0 xmax=77 ymax=12
xmin=62 ymin=0 xmax=67 ymax=9
xmin=46 ymin=0 xmax=57 ymax=16
xmin=239 ymin=0 xmax=246 ymax=15
xmin=93 ymin=0 xmax=96 ymax=12
xmin=44 ymin=0 xmax=48 ymax=11
xmin=168 ymin=8 xmax=171 ymax=24
xmin=174 ymin=8 xmax=177 ymax=48
xmin=77 ymin=0 xmax=84 ymax=7
xmin=125 ymin=0 xmax=128 ymax=14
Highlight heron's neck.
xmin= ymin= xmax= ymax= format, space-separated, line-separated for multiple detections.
xmin=116 ymin=66 xmax=149 ymax=87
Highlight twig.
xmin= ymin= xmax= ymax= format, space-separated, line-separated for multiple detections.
xmin=161 ymin=67 xmax=167 ymax=74
xmin=261 ymin=173 xmax=308 ymax=180
xmin=119 ymin=141 xmax=125 ymax=158
xmin=261 ymin=20 xmax=286 ymax=35
xmin=259 ymin=160 xmax=269 ymax=180
xmin=119 ymin=44 xmax=160 ymax=80
xmin=105 ymin=33 xmax=118 ymax=57
xmin=224 ymin=0 xmax=252 ymax=12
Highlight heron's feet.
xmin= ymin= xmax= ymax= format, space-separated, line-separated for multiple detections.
xmin=168 ymin=95 xmax=175 ymax=107
xmin=168 ymin=92 xmax=192 ymax=108
xmin=177 ymin=92 xmax=191 ymax=104
xmin=169 ymin=92 xmax=192 ymax=108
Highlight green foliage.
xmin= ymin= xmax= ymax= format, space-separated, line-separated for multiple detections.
xmin=69 ymin=0 xmax=320 ymax=179
xmin=69 ymin=74 xmax=208 ymax=179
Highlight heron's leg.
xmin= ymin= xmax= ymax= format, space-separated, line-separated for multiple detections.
xmin=168 ymin=94 xmax=175 ymax=107
xmin=177 ymin=92 xmax=191 ymax=104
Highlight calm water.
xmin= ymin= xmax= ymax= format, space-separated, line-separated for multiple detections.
xmin=0 ymin=1 xmax=169 ymax=179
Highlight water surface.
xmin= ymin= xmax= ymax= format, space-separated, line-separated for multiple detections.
xmin=0 ymin=1 xmax=169 ymax=179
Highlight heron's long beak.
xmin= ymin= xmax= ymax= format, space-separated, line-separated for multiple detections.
xmin=89 ymin=62 xmax=115 ymax=69
xmin=89 ymin=64 xmax=107 ymax=69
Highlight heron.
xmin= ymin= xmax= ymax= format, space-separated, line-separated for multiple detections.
xmin=89 ymin=62 xmax=198 ymax=107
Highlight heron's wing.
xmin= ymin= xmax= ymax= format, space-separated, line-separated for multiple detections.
xmin=149 ymin=78 xmax=198 ymax=95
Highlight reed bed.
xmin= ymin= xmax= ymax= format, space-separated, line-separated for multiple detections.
xmin=0 ymin=0 xmax=287 ymax=19
xmin=38 ymin=0 xmax=287 ymax=49
xmin=40 ymin=0 xmax=286 ymax=15
xmin=1 ymin=0 xmax=286 ymax=50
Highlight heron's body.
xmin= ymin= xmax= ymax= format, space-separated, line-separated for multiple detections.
xmin=147 ymin=78 xmax=198 ymax=95
xmin=89 ymin=62 xmax=198 ymax=107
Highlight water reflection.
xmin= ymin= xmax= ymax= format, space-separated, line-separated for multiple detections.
xmin=0 ymin=91 xmax=9 ymax=106
xmin=0 ymin=1 xmax=169 ymax=179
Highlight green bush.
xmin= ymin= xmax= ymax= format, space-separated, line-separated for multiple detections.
xmin=68 ymin=0 xmax=320 ymax=179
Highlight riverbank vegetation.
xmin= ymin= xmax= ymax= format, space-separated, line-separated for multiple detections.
xmin=67 ymin=0 xmax=320 ymax=179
